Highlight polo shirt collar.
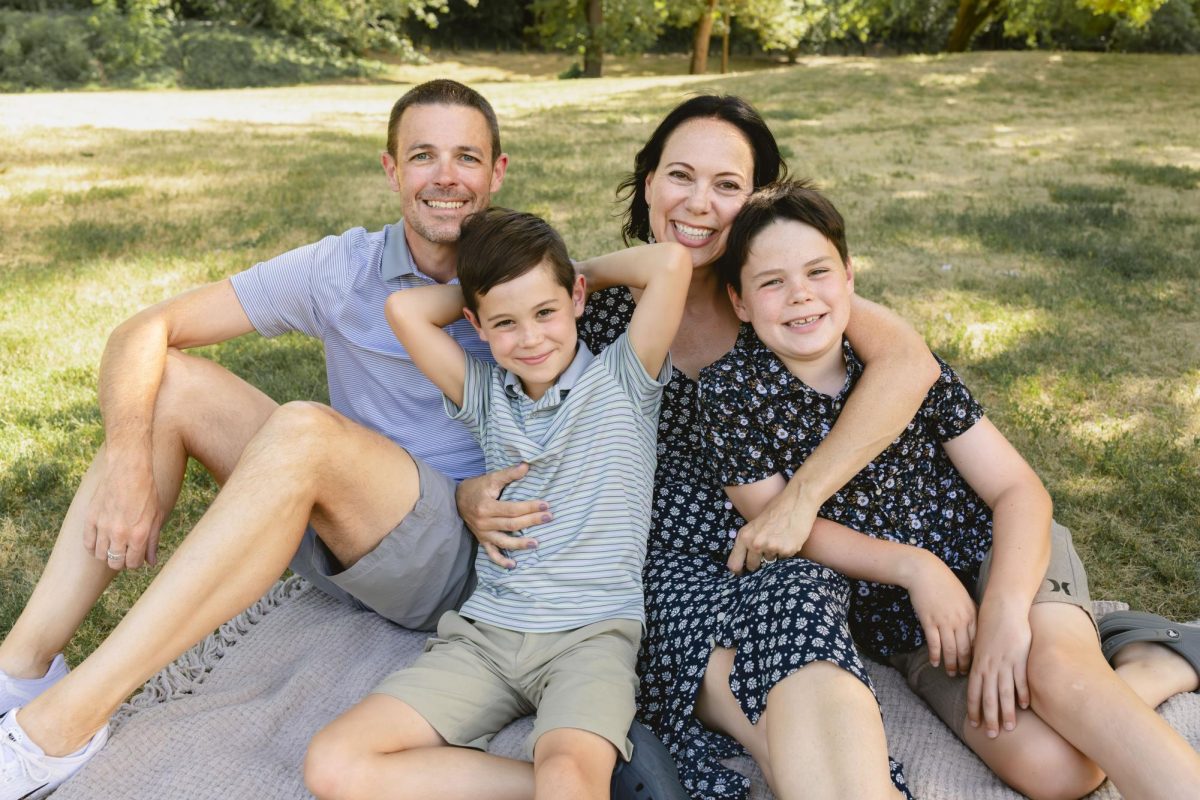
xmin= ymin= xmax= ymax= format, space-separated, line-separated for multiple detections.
xmin=503 ymin=341 xmax=594 ymax=407
xmin=381 ymin=221 xmax=455 ymax=284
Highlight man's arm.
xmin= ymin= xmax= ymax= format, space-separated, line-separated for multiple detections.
xmin=577 ymin=242 xmax=691 ymax=375
xmin=90 ymin=279 xmax=257 ymax=568
xmin=735 ymin=297 xmax=939 ymax=558
xmin=384 ymin=285 xmax=469 ymax=407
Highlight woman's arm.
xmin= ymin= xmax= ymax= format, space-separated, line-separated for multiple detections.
xmin=736 ymin=297 xmax=939 ymax=554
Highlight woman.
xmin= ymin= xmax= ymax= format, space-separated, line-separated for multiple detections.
xmin=463 ymin=95 xmax=936 ymax=800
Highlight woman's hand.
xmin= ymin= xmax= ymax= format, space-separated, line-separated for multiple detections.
xmin=454 ymin=463 xmax=548 ymax=569
xmin=903 ymin=550 xmax=978 ymax=677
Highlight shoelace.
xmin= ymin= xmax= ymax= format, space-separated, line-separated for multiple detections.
xmin=0 ymin=727 xmax=51 ymax=786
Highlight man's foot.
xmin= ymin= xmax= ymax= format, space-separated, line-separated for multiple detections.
xmin=0 ymin=656 xmax=68 ymax=717
xmin=611 ymin=721 xmax=689 ymax=800
xmin=0 ymin=709 xmax=107 ymax=800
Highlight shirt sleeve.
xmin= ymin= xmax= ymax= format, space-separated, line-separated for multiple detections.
xmin=700 ymin=360 xmax=778 ymax=487
xmin=443 ymin=351 xmax=494 ymax=441
xmin=924 ymin=355 xmax=986 ymax=442
xmin=600 ymin=331 xmax=671 ymax=416
xmin=229 ymin=229 xmax=364 ymax=339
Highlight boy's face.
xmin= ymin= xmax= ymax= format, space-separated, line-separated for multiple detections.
xmin=381 ymin=103 xmax=508 ymax=246
xmin=465 ymin=261 xmax=586 ymax=401
xmin=729 ymin=219 xmax=854 ymax=372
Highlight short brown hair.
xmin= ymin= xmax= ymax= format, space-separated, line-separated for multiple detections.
xmin=387 ymin=79 xmax=501 ymax=162
xmin=457 ymin=208 xmax=575 ymax=316
xmin=717 ymin=180 xmax=849 ymax=294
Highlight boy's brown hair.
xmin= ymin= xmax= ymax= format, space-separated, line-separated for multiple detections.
xmin=457 ymin=208 xmax=575 ymax=316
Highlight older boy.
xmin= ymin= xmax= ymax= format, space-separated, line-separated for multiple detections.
xmin=304 ymin=208 xmax=691 ymax=800
xmin=699 ymin=180 xmax=1200 ymax=800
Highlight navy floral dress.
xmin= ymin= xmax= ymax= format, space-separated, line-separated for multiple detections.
xmin=701 ymin=325 xmax=992 ymax=661
xmin=580 ymin=291 xmax=910 ymax=800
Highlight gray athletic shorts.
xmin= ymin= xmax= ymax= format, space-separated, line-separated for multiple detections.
xmin=889 ymin=520 xmax=1095 ymax=739
xmin=288 ymin=455 xmax=477 ymax=631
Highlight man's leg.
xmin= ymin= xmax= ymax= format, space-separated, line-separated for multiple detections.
xmin=13 ymin=399 xmax=429 ymax=757
xmin=0 ymin=350 xmax=277 ymax=681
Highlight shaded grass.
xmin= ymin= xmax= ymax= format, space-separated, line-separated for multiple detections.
xmin=1 ymin=51 xmax=1198 ymax=664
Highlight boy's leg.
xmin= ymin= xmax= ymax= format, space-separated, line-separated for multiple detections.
xmin=696 ymin=647 xmax=903 ymax=800
xmin=305 ymin=694 xmax=535 ymax=800
xmin=534 ymin=728 xmax=617 ymax=800
xmin=0 ymin=350 xmax=276 ymax=680
xmin=11 ymin=399 xmax=437 ymax=759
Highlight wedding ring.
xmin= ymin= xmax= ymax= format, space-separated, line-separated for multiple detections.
xmin=762 ymin=556 xmax=778 ymax=565
xmin=106 ymin=549 xmax=124 ymax=560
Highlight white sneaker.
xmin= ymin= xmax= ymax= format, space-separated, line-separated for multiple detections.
xmin=0 ymin=657 xmax=69 ymax=717
xmin=0 ymin=709 xmax=108 ymax=800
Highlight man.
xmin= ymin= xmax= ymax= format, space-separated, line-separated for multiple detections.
xmin=0 ymin=80 xmax=681 ymax=800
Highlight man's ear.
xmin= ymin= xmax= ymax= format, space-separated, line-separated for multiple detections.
xmin=381 ymin=152 xmax=401 ymax=193
xmin=463 ymin=307 xmax=487 ymax=340
xmin=727 ymin=284 xmax=751 ymax=323
xmin=490 ymin=153 xmax=509 ymax=195
xmin=571 ymin=274 xmax=586 ymax=318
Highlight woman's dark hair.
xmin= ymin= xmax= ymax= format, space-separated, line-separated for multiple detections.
xmin=716 ymin=179 xmax=848 ymax=294
xmin=617 ymin=95 xmax=787 ymax=244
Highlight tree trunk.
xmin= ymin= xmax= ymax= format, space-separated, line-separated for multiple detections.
xmin=584 ymin=0 xmax=603 ymax=77
xmin=690 ymin=0 xmax=718 ymax=75
xmin=946 ymin=0 xmax=1002 ymax=52
xmin=720 ymin=11 xmax=731 ymax=73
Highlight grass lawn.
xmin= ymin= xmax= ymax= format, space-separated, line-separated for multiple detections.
xmin=1 ymin=51 xmax=1197 ymax=665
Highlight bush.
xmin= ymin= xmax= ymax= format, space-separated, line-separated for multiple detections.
xmin=0 ymin=10 xmax=100 ymax=90
xmin=176 ymin=23 xmax=375 ymax=89
xmin=1110 ymin=0 xmax=1200 ymax=53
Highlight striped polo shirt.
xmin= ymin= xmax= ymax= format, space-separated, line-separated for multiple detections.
xmin=230 ymin=222 xmax=494 ymax=481
xmin=450 ymin=333 xmax=669 ymax=632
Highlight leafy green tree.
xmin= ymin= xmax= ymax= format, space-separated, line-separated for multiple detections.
xmin=946 ymin=0 xmax=1166 ymax=50
xmin=530 ymin=0 xmax=667 ymax=76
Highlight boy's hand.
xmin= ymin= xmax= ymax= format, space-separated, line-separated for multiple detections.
xmin=454 ymin=463 xmax=546 ymax=569
xmin=905 ymin=552 xmax=977 ymax=677
xmin=967 ymin=600 xmax=1032 ymax=738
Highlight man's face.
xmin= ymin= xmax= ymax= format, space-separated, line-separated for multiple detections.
xmin=382 ymin=103 xmax=507 ymax=245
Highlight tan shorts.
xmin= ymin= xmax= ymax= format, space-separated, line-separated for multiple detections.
xmin=889 ymin=520 xmax=1096 ymax=739
xmin=374 ymin=611 xmax=642 ymax=760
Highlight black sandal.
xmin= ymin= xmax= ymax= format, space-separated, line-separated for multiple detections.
xmin=611 ymin=721 xmax=690 ymax=800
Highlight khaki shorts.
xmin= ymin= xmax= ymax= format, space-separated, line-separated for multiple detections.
xmin=374 ymin=611 xmax=642 ymax=760
xmin=289 ymin=455 xmax=477 ymax=631
xmin=889 ymin=520 xmax=1096 ymax=739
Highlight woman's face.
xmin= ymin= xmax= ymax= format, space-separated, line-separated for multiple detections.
xmin=644 ymin=117 xmax=755 ymax=270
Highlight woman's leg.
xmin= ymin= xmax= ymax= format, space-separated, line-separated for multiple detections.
xmin=305 ymin=694 xmax=536 ymax=800
xmin=696 ymin=647 xmax=903 ymax=800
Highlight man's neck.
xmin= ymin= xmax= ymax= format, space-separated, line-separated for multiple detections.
xmin=405 ymin=228 xmax=458 ymax=284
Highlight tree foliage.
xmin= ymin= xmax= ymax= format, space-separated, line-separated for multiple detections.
xmin=530 ymin=0 xmax=667 ymax=67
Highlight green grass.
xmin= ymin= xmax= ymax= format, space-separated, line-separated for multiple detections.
xmin=1 ymin=51 xmax=1198 ymax=665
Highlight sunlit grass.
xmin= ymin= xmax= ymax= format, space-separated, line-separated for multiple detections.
xmin=2 ymin=51 xmax=1198 ymax=663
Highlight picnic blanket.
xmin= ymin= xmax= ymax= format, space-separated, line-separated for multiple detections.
xmin=53 ymin=577 xmax=1200 ymax=800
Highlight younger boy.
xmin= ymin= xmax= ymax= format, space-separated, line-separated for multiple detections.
xmin=699 ymin=180 xmax=1200 ymax=799
xmin=304 ymin=208 xmax=691 ymax=800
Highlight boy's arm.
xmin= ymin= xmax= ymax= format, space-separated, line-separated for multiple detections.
xmin=942 ymin=416 xmax=1052 ymax=737
xmin=385 ymin=285 xmax=469 ymax=407
xmin=576 ymin=243 xmax=692 ymax=375
xmin=726 ymin=478 xmax=977 ymax=675
xmin=737 ymin=297 xmax=940 ymax=555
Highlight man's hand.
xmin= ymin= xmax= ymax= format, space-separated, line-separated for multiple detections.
xmin=906 ymin=552 xmax=977 ymax=677
xmin=726 ymin=493 xmax=818 ymax=575
xmin=454 ymin=463 xmax=548 ymax=569
xmin=82 ymin=460 xmax=164 ymax=570
xmin=967 ymin=600 xmax=1032 ymax=738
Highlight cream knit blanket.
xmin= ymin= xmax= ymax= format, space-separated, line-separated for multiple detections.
xmin=52 ymin=578 xmax=1200 ymax=799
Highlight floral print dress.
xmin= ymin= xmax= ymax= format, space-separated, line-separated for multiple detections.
xmin=580 ymin=290 xmax=910 ymax=800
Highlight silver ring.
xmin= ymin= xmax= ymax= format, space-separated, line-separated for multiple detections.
xmin=762 ymin=556 xmax=778 ymax=565
xmin=106 ymin=549 xmax=124 ymax=560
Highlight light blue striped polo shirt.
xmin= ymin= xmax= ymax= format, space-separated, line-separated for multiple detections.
xmin=230 ymin=222 xmax=494 ymax=481
xmin=450 ymin=333 xmax=669 ymax=632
